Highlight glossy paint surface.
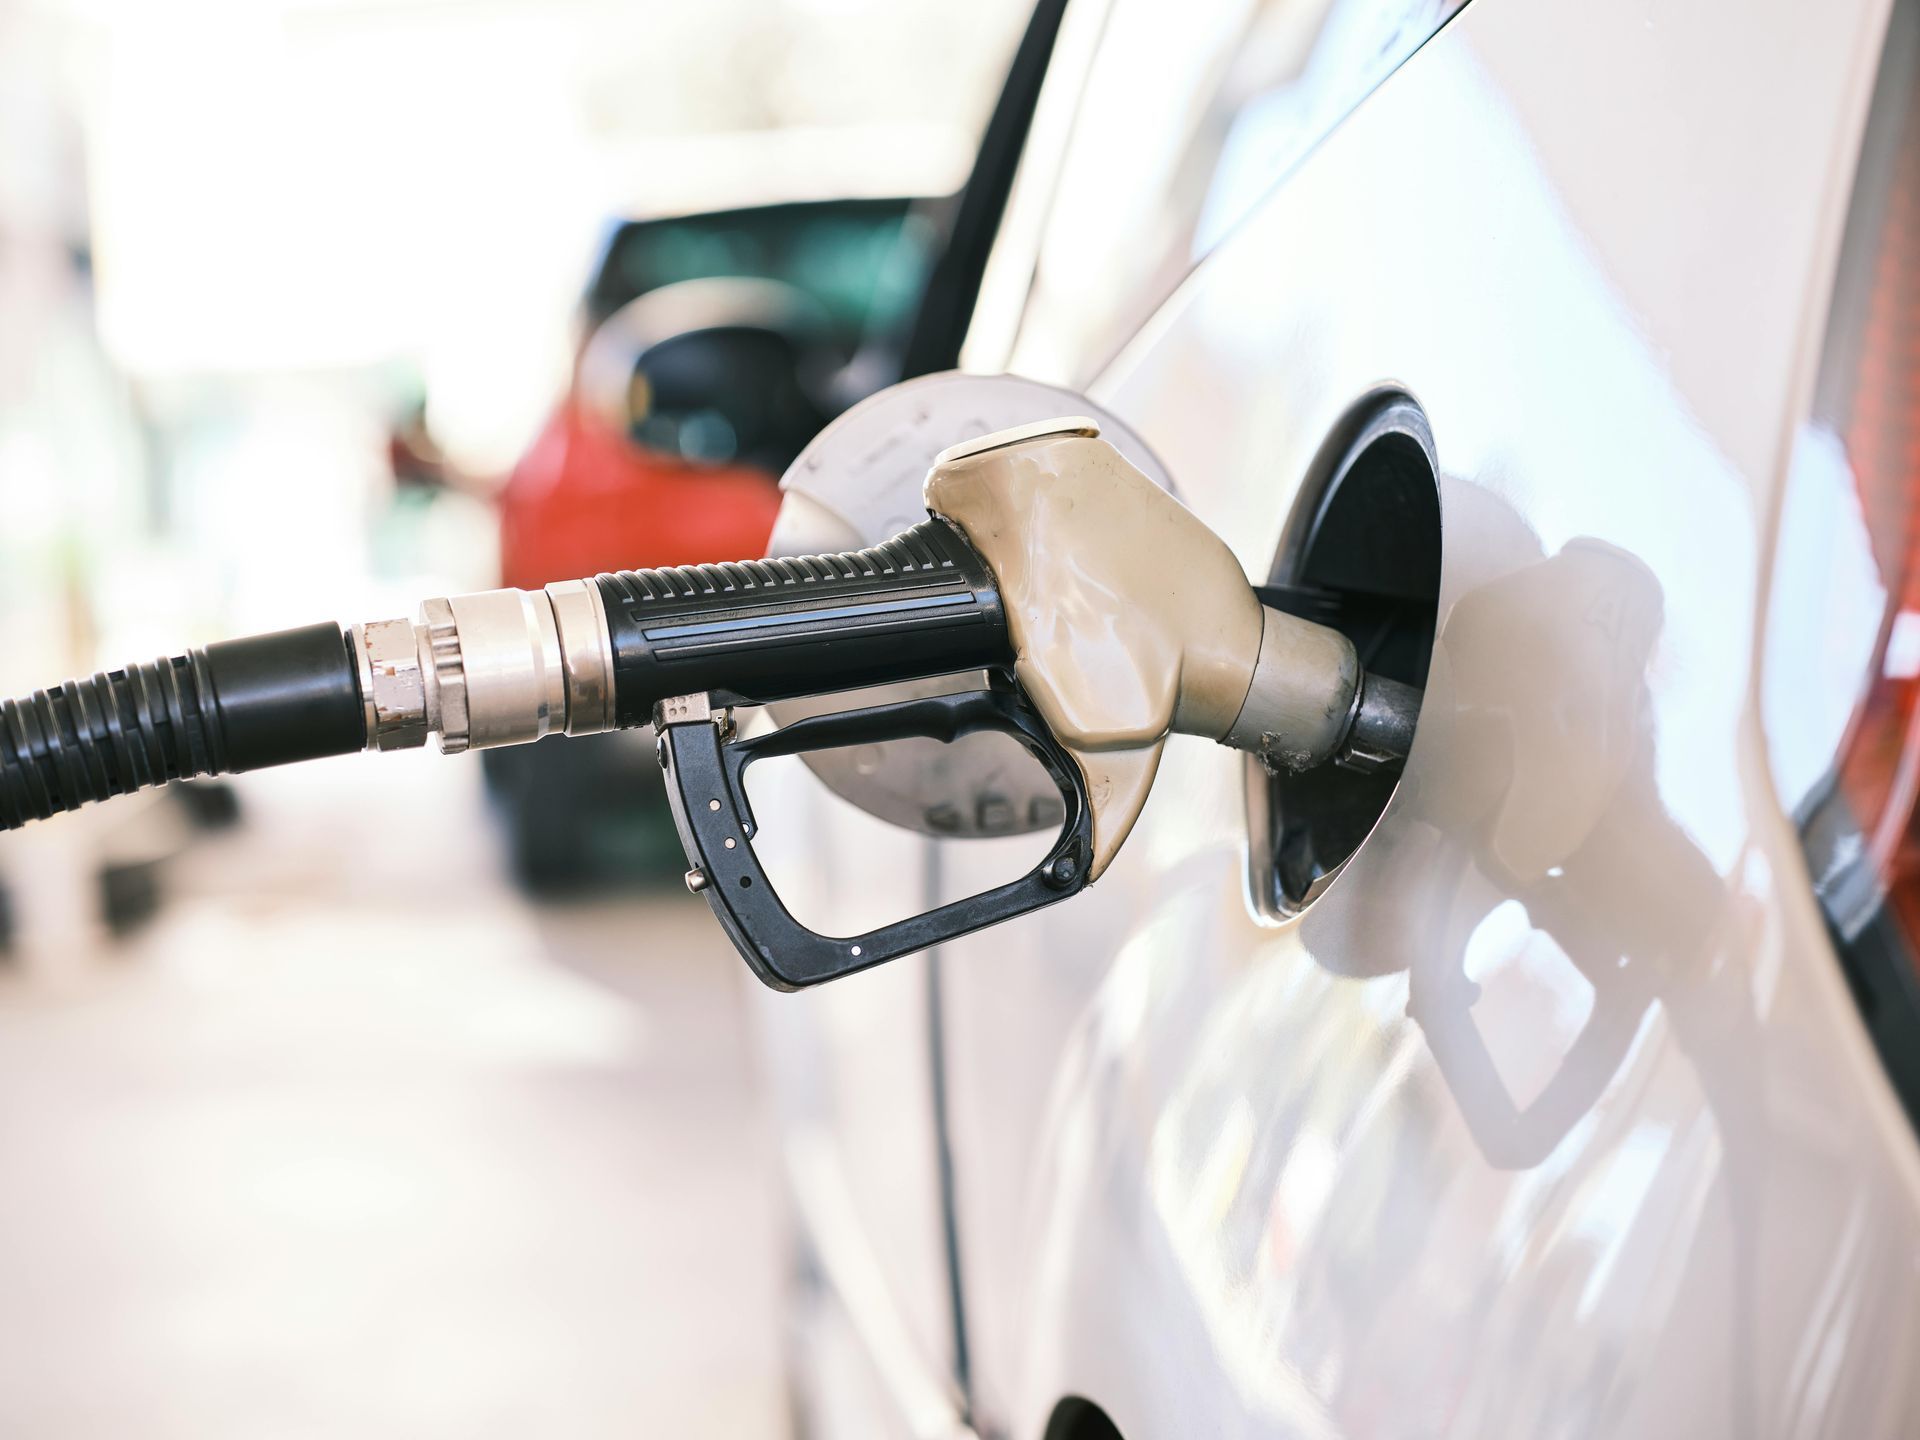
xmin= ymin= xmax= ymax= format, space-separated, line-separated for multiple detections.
xmin=744 ymin=769 xmax=960 ymax=1428
xmin=782 ymin=0 xmax=1920 ymax=1435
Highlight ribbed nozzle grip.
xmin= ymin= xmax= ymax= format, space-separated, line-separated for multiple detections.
xmin=596 ymin=518 xmax=1011 ymax=725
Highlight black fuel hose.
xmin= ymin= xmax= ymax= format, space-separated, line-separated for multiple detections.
xmin=0 ymin=623 xmax=365 ymax=832
xmin=0 ymin=520 xmax=1012 ymax=833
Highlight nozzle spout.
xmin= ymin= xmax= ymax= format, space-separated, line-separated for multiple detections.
xmin=1339 ymin=670 xmax=1422 ymax=772
xmin=1224 ymin=607 xmax=1421 ymax=773
xmin=1222 ymin=605 xmax=1361 ymax=771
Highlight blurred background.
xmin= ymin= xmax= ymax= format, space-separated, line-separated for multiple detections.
xmin=0 ymin=0 xmax=1028 ymax=1431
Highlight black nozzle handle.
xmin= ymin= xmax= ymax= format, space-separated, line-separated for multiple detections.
xmin=661 ymin=686 xmax=1091 ymax=989
xmin=0 ymin=622 xmax=365 ymax=832
xmin=595 ymin=518 xmax=1011 ymax=727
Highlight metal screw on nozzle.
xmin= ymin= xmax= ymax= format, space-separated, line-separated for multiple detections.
xmin=1042 ymin=851 xmax=1080 ymax=889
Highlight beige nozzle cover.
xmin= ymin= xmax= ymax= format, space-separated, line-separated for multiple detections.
xmin=926 ymin=419 xmax=1358 ymax=881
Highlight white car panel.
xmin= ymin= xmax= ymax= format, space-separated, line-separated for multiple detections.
xmin=746 ymin=758 xmax=962 ymax=1434
xmin=767 ymin=0 xmax=1920 ymax=1434
xmin=926 ymin=0 xmax=1920 ymax=1435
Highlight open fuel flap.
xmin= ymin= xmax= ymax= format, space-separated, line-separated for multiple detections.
xmin=1250 ymin=393 xmax=1441 ymax=915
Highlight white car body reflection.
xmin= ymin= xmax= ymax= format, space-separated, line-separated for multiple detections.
xmin=755 ymin=0 xmax=1920 ymax=1435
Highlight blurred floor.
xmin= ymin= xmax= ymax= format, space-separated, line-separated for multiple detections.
xmin=0 ymin=753 xmax=785 ymax=1438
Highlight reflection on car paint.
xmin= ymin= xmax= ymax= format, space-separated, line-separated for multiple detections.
xmin=924 ymin=3 xmax=1920 ymax=1436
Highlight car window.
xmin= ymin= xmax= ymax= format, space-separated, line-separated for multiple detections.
xmin=993 ymin=0 xmax=1466 ymax=387
xmin=586 ymin=199 xmax=928 ymax=337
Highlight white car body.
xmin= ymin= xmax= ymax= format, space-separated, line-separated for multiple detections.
xmin=756 ymin=0 xmax=1920 ymax=1435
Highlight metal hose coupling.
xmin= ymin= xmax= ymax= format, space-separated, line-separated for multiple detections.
xmin=349 ymin=579 xmax=616 ymax=754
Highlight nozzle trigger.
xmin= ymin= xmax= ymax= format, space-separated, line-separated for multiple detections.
xmin=655 ymin=687 xmax=1093 ymax=990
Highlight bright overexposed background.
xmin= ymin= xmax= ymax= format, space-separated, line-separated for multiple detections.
xmin=1 ymin=0 xmax=1024 ymax=665
xmin=0 ymin=2 xmax=1026 ymax=1433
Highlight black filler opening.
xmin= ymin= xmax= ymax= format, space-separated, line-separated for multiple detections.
xmin=1252 ymin=394 xmax=1441 ymax=914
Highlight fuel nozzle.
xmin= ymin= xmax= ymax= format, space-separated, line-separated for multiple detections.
xmin=921 ymin=417 xmax=1417 ymax=880
xmin=1 ymin=400 xmax=1417 ymax=987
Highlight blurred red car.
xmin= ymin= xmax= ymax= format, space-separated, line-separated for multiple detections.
xmin=484 ymin=199 xmax=937 ymax=889
xmin=499 ymin=396 xmax=780 ymax=592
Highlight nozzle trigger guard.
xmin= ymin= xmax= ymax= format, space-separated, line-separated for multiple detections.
xmin=655 ymin=687 xmax=1093 ymax=990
